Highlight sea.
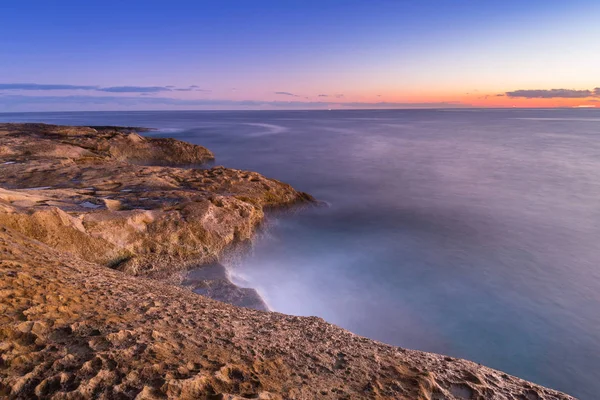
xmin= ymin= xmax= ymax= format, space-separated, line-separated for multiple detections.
xmin=2 ymin=109 xmax=599 ymax=399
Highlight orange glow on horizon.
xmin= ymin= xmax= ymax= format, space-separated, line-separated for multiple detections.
xmin=337 ymin=91 xmax=599 ymax=108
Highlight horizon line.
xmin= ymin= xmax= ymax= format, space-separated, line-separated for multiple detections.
xmin=1 ymin=106 xmax=598 ymax=114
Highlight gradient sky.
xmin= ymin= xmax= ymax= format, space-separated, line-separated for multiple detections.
xmin=1 ymin=0 xmax=599 ymax=111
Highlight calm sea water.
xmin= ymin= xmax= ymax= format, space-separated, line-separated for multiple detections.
xmin=2 ymin=109 xmax=599 ymax=398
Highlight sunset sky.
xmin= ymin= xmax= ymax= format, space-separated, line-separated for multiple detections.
xmin=1 ymin=0 xmax=599 ymax=111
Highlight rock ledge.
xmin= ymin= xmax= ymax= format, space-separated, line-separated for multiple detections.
xmin=0 ymin=124 xmax=575 ymax=399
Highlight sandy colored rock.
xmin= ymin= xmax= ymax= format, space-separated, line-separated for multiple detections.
xmin=0 ymin=123 xmax=214 ymax=165
xmin=0 ymin=124 xmax=575 ymax=399
xmin=0 ymin=227 xmax=574 ymax=399
xmin=0 ymin=123 xmax=314 ymax=276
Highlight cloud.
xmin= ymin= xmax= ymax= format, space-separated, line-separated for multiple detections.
xmin=173 ymin=85 xmax=210 ymax=92
xmin=595 ymin=88 xmax=600 ymax=96
xmin=0 ymin=83 xmax=98 ymax=91
xmin=98 ymin=86 xmax=173 ymax=93
xmin=173 ymin=85 xmax=212 ymax=93
xmin=0 ymin=83 xmax=211 ymax=94
xmin=335 ymin=94 xmax=344 ymax=98
xmin=505 ymin=89 xmax=593 ymax=99
xmin=318 ymin=94 xmax=328 ymax=97
xmin=274 ymin=91 xmax=298 ymax=97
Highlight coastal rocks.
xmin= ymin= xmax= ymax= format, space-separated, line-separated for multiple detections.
xmin=182 ymin=263 xmax=269 ymax=311
xmin=0 ymin=123 xmax=215 ymax=165
xmin=0 ymin=123 xmax=576 ymax=399
xmin=0 ymin=227 xmax=575 ymax=399
xmin=0 ymin=123 xmax=314 ymax=276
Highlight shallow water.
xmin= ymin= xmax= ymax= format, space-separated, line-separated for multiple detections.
xmin=2 ymin=109 xmax=599 ymax=398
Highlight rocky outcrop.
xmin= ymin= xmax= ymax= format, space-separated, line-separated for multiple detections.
xmin=0 ymin=227 xmax=574 ymax=399
xmin=0 ymin=123 xmax=214 ymax=165
xmin=182 ymin=263 xmax=270 ymax=311
xmin=0 ymin=123 xmax=313 ymax=276
xmin=0 ymin=124 xmax=575 ymax=399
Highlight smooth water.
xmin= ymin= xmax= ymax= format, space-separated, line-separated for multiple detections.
xmin=2 ymin=109 xmax=599 ymax=398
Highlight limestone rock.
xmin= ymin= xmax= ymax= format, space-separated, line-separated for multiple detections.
xmin=0 ymin=124 xmax=575 ymax=399
xmin=0 ymin=123 xmax=314 ymax=276
xmin=0 ymin=227 xmax=575 ymax=399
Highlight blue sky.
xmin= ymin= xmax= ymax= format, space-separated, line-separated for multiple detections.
xmin=1 ymin=0 xmax=599 ymax=111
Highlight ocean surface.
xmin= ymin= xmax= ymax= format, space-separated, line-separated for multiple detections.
xmin=2 ymin=109 xmax=599 ymax=399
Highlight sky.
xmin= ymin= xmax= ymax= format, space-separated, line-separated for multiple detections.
xmin=0 ymin=0 xmax=599 ymax=111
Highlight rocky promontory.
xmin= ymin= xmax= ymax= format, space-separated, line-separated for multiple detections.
xmin=0 ymin=123 xmax=575 ymax=399
xmin=0 ymin=123 xmax=313 ymax=277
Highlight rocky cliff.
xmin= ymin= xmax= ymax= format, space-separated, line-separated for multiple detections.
xmin=0 ymin=123 xmax=313 ymax=276
xmin=0 ymin=124 xmax=575 ymax=399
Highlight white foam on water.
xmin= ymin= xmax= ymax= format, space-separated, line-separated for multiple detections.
xmin=243 ymin=122 xmax=288 ymax=137
xmin=153 ymin=128 xmax=185 ymax=134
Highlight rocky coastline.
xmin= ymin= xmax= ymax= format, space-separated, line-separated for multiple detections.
xmin=0 ymin=123 xmax=575 ymax=399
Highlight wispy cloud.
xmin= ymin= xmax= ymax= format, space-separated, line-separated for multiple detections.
xmin=505 ymin=89 xmax=594 ymax=99
xmin=318 ymin=94 xmax=328 ymax=97
xmin=0 ymin=83 xmax=208 ymax=94
xmin=98 ymin=86 xmax=172 ymax=93
xmin=274 ymin=91 xmax=298 ymax=97
xmin=174 ymin=86 xmax=211 ymax=92
xmin=0 ymin=83 xmax=98 ymax=90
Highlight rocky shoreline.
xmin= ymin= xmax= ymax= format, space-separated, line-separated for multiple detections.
xmin=0 ymin=123 xmax=575 ymax=399
xmin=182 ymin=262 xmax=269 ymax=311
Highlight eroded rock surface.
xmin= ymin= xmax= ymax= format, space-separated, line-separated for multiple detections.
xmin=0 ymin=227 xmax=575 ymax=399
xmin=0 ymin=123 xmax=214 ymax=166
xmin=0 ymin=123 xmax=313 ymax=276
xmin=0 ymin=124 xmax=576 ymax=399
xmin=182 ymin=263 xmax=269 ymax=311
